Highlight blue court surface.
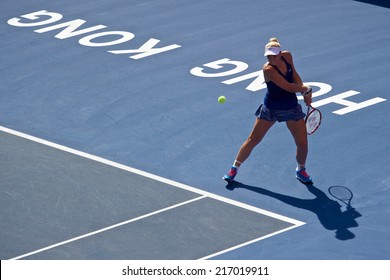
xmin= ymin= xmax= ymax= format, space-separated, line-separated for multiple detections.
xmin=1 ymin=0 xmax=390 ymax=261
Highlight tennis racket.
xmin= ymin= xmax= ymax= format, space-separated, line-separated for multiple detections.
xmin=328 ymin=186 xmax=353 ymax=209
xmin=305 ymin=105 xmax=322 ymax=135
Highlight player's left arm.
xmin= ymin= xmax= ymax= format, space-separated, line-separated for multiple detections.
xmin=282 ymin=51 xmax=302 ymax=84
xmin=282 ymin=51 xmax=312 ymax=105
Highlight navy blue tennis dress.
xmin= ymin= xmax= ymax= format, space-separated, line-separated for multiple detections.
xmin=256 ymin=56 xmax=305 ymax=122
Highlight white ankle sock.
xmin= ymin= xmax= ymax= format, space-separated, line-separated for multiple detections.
xmin=296 ymin=164 xmax=305 ymax=171
xmin=233 ymin=160 xmax=242 ymax=169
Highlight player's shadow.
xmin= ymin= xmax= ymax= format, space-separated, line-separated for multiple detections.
xmin=354 ymin=0 xmax=390 ymax=9
xmin=226 ymin=182 xmax=362 ymax=240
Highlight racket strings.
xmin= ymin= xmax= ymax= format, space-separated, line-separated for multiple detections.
xmin=306 ymin=109 xmax=322 ymax=134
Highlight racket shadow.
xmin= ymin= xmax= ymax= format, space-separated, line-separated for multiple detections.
xmin=226 ymin=181 xmax=362 ymax=241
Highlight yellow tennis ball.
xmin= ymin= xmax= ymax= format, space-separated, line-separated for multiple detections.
xmin=218 ymin=96 xmax=226 ymax=104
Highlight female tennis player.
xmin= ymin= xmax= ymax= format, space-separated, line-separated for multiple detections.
xmin=223 ymin=38 xmax=313 ymax=184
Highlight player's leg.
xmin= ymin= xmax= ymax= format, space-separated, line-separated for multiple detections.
xmin=236 ymin=118 xmax=275 ymax=164
xmin=286 ymin=119 xmax=312 ymax=184
xmin=223 ymin=118 xmax=275 ymax=182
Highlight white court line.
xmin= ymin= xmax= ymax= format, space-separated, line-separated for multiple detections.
xmin=199 ymin=224 xmax=302 ymax=260
xmin=10 ymin=196 xmax=207 ymax=260
xmin=0 ymin=125 xmax=305 ymax=259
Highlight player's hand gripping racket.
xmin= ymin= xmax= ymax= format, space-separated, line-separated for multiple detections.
xmin=305 ymin=105 xmax=322 ymax=135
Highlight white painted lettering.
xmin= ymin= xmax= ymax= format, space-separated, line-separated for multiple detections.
xmin=190 ymin=58 xmax=248 ymax=78
xmin=108 ymin=38 xmax=181 ymax=59
xmin=34 ymin=19 xmax=107 ymax=39
xmin=191 ymin=58 xmax=386 ymax=115
xmin=7 ymin=10 xmax=182 ymax=59
xmin=222 ymin=70 xmax=266 ymax=91
xmin=312 ymin=90 xmax=386 ymax=115
xmin=7 ymin=10 xmax=63 ymax=27
xmin=79 ymin=31 xmax=135 ymax=47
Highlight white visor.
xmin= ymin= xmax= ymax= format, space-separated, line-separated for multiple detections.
xmin=264 ymin=46 xmax=281 ymax=56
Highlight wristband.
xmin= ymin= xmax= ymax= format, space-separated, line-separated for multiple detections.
xmin=302 ymin=87 xmax=312 ymax=96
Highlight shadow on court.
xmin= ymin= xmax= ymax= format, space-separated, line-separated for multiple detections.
xmin=226 ymin=182 xmax=362 ymax=241
xmin=354 ymin=0 xmax=390 ymax=9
